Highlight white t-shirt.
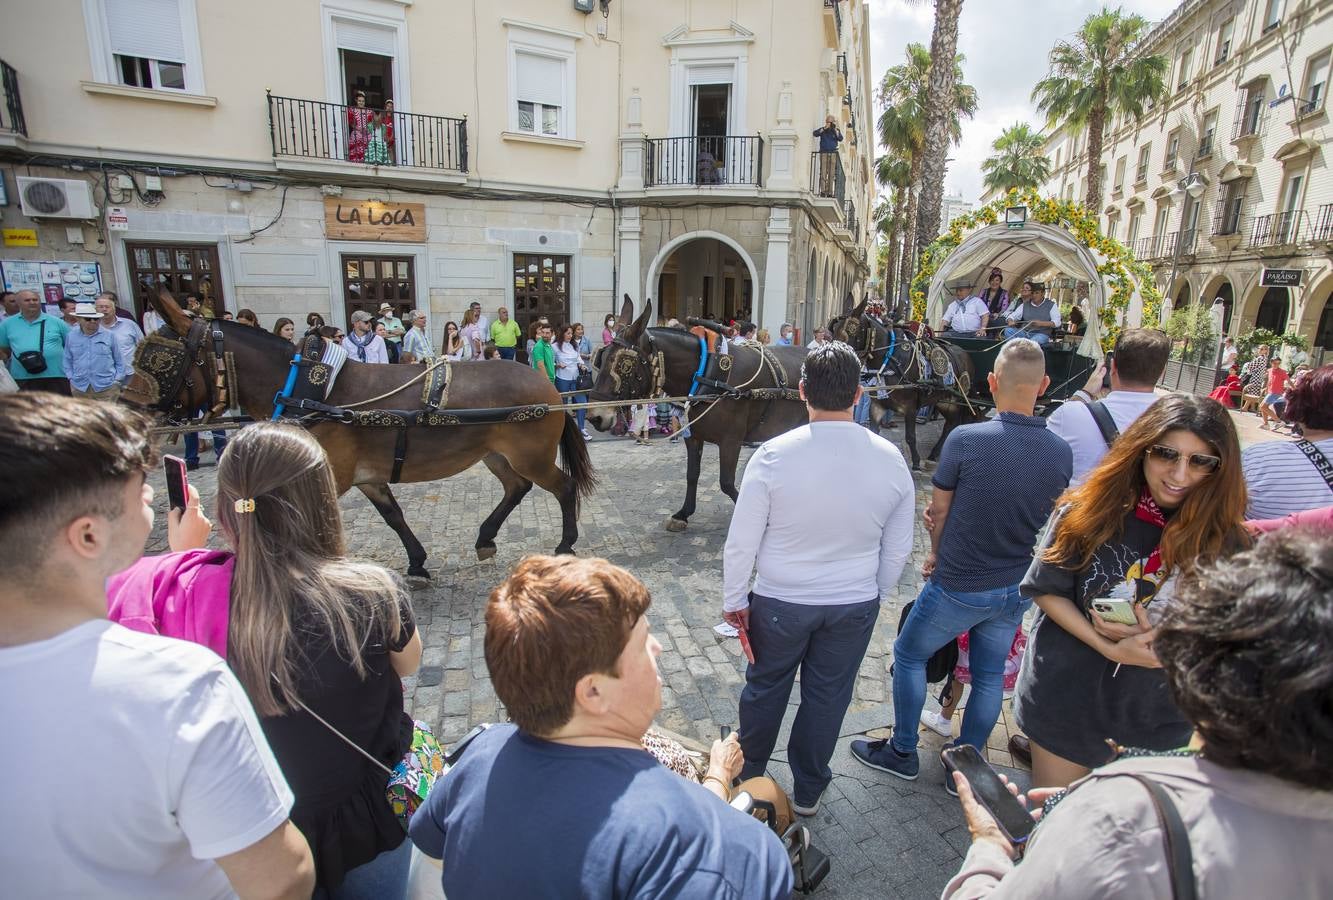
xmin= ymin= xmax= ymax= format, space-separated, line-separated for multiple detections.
xmin=0 ymin=620 xmax=294 ymax=899
xmin=942 ymin=297 xmax=989 ymax=332
xmin=1045 ymin=390 xmax=1162 ymax=485
xmin=1242 ymin=436 xmax=1333 ymax=520
xmin=723 ymin=422 xmax=916 ymax=610
xmin=554 ymin=342 xmax=583 ymax=380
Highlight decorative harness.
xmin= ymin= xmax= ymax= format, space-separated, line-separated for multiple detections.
xmin=124 ymin=315 xmax=234 ymax=425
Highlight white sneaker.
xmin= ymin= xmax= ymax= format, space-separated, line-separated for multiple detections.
xmin=712 ymin=621 xmax=739 ymax=638
xmin=920 ymin=709 xmax=953 ymax=738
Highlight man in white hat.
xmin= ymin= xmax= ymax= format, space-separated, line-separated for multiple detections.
xmin=63 ymin=301 xmax=128 ymax=401
xmin=377 ymin=303 xmax=405 ymax=349
xmin=938 ymin=280 xmax=990 ymax=337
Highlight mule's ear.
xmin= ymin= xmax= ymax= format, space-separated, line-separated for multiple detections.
xmin=153 ymin=287 xmax=191 ymax=335
xmin=849 ymin=296 xmax=868 ymax=319
xmin=618 ymin=294 xmax=634 ymax=326
xmin=624 ymin=299 xmax=653 ymax=343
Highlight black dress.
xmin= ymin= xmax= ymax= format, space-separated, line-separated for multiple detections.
xmin=242 ymin=600 xmax=415 ymax=889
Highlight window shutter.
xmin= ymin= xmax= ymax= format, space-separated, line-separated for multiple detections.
xmin=334 ymin=19 xmax=396 ymax=57
xmin=515 ymin=52 xmax=564 ymax=107
xmin=106 ymin=0 xmax=186 ymax=63
xmin=687 ymin=65 xmax=734 ymax=86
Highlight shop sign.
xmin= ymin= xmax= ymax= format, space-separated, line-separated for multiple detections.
xmin=1260 ymin=268 xmax=1302 ymax=287
xmin=324 ymin=199 xmax=426 ymax=242
xmin=2 ymin=228 xmax=38 ymax=247
xmin=107 ymin=207 xmax=130 ymax=231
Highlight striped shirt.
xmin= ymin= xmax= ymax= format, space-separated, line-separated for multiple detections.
xmin=1242 ymin=436 xmax=1333 ymax=519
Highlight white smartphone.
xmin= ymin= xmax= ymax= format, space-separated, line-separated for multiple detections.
xmin=1091 ymin=598 xmax=1138 ymax=626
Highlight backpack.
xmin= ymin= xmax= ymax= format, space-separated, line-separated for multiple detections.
xmin=890 ymin=600 xmax=958 ymax=684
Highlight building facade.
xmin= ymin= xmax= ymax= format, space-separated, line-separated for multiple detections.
xmin=0 ymin=0 xmax=874 ymax=348
xmin=1040 ymin=0 xmax=1332 ymax=358
xmin=940 ymin=191 xmax=974 ymax=228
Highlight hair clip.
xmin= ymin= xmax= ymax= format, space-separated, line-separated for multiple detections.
xmin=234 ymin=499 xmax=256 ymax=514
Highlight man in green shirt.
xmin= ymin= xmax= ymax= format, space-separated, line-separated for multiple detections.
xmin=490 ymin=306 xmax=522 ymax=361
xmin=530 ymin=323 xmax=556 ymax=383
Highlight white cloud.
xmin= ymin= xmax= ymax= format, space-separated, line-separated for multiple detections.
xmin=868 ymin=0 xmax=1168 ymax=203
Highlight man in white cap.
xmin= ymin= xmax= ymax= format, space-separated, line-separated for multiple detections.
xmin=377 ymin=303 xmax=405 ymax=349
xmin=938 ymin=280 xmax=990 ymax=337
xmin=346 ymin=310 xmax=390 ymax=363
xmin=63 ymin=301 xmax=128 ymax=401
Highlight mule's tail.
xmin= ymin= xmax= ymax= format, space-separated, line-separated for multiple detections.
xmin=558 ymin=413 xmax=598 ymax=506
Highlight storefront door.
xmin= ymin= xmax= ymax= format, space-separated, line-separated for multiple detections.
xmin=341 ymin=254 xmax=415 ymax=324
xmin=125 ymin=242 xmax=224 ymax=319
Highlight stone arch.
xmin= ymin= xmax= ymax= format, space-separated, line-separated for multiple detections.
xmin=644 ymin=230 xmax=761 ymax=321
xmin=1200 ymin=274 xmax=1236 ymax=333
xmin=1295 ymin=270 xmax=1333 ymax=351
xmin=1254 ymin=286 xmax=1292 ymax=334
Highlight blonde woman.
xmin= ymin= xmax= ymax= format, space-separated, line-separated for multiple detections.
xmin=108 ymin=423 xmax=421 ymax=898
xmin=460 ymin=307 xmax=484 ymax=359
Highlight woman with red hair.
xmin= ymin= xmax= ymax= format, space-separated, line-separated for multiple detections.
xmin=1242 ymin=363 xmax=1333 ymax=519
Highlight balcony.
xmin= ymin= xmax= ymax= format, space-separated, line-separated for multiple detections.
xmin=1195 ymin=136 xmax=1214 ymax=159
xmin=823 ymin=0 xmax=842 ymax=46
xmin=1132 ymin=235 xmax=1163 ymax=260
xmin=810 ymin=151 xmax=846 ymax=221
xmin=1212 ymin=202 xmax=1244 ymax=238
xmin=1161 ymin=228 xmax=1198 ymax=258
xmin=644 ymin=136 xmax=763 ymax=188
xmin=267 ymin=93 xmax=467 ymax=183
xmin=1250 ymin=210 xmax=1305 ymax=247
xmin=1296 ymin=95 xmax=1324 ymax=118
xmin=0 ymin=60 xmax=26 ymax=147
xmin=1314 ymin=203 xmax=1333 ymax=242
xmin=836 ymin=53 xmax=849 ymax=94
xmin=834 ymin=198 xmax=860 ymax=247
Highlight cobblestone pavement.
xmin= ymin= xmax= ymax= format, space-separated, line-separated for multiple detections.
xmin=148 ymin=420 xmax=1032 ymax=899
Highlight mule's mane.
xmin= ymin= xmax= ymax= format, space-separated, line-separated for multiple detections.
xmin=215 ymin=319 xmax=299 ymax=356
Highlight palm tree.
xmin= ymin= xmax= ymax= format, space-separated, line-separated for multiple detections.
xmin=981 ymin=122 xmax=1052 ymax=194
xmin=1032 ymin=8 xmax=1168 ymax=210
xmin=916 ymin=0 xmax=969 ymax=255
xmin=875 ymin=154 xmax=911 ymax=302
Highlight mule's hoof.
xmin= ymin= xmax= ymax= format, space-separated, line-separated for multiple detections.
xmin=476 ymin=544 xmax=497 ymax=561
xmin=665 ymin=517 xmax=688 ymax=532
xmin=407 ymin=566 xmax=431 ymax=581
xmin=554 ymin=544 xmax=576 ymax=556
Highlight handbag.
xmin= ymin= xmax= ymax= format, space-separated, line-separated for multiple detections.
xmin=16 ymin=318 xmax=48 ymax=375
xmin=889 ymin=600 xmax=958 ymax=683
xmin=289 ymin=692 xmax=446 ymax=830
xmin=576 ymin=368 xmax=593 ymax=391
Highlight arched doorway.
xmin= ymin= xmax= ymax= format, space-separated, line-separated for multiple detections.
xmin=1255 ymin=286 xmax=1290 ymax=334
xmin=1315 ymin=295 xmax=1333 ymax=357
xmin=1174 ymin=281 xmax=1191 ymax=307
xmin=647 ymin=231 xmax=758 ymax=324
xmin=1210 ymin=281 xmax=1234 ymax=333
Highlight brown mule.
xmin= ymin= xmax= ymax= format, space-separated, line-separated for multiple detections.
xmin=124 ymin=290 xmax=595 ymax=578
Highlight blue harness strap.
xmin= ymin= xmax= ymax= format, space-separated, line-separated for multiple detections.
xmin=272 ymin=352 xmax=302 ymax=420
xmin=688 ymin=335 xmax=709 ymax=397
xmin=879 ymin=329 xmax=897 ymax=372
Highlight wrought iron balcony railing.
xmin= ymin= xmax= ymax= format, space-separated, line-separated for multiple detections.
xmin=1212 ymin=200 xmax=1244 ymax=236
xmin=644 ymin=135 xmax=763 ymax=187
xmin=1250 ymin=210 xmax=1305 ymax=247
xmin=267 ymin=93 xmax=467 ymax=172
xmin=810 ymin=151 xmax=846 ymax=204
xmin=1 ymin=60 xmax=26 ymax=137
xmin=1314 ymin=203 xmax=1333 ymax=242
xmin=824 ymin=0 xmax=843 ymax=37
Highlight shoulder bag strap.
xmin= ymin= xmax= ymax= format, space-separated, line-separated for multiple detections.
xmin=1294 ymin=440 xmax=1333 ymax=490
xmin=37 ymin=317 xmax=46 ymax=351
xmin=275 ymin=675 xmax=395 ymax=777
xmin=1087 ymin=400 xmax=1120 ymax=448
xmin=1124 ymin=774 xmax=1197 ymax=900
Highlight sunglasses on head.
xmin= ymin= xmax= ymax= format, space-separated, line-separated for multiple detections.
xmin=1145 ymin=444 xmax=1221 ymax=473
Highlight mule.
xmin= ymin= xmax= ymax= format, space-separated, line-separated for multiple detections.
xmin=827 ymin=301 xmax=980 ymax=469
xmin=586 ymin=298 xmax=810 ymax=531
xmin=123 ymin=290 xmax=596 ymax=577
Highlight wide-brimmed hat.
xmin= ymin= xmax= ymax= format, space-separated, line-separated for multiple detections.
xmin=74 ymin=301 xmax=101 ymax=318
xmin=378 ymin=302 xmax=395 ymax=313
xmin=947 ymin=278 xmax=971 ymax=291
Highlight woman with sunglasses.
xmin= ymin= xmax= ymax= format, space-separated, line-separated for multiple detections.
xmin=1012 ymin=394 xmax=1249 ymax=788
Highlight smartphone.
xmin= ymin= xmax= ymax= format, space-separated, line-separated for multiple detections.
xmin=720 ymin=725 xmax=733 ymax=741
xmin=1102 ymin=351 xmax=1114 ymax=390
xmin=737 ymin=624 xmax=756 ymax=665
xmin=1091 ymin=598 xmax=1138 ymax=626
xmin=941 ymin=745 xmax=1035 ymax=844
xmin=163 ymin=454 xmax=189 ymax=514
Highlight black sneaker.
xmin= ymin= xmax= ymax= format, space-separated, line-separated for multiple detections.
xmin=850 ymin=738 xmax=919 ymax=780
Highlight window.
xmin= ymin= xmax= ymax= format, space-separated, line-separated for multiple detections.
xmin=1164 ymin=130 xmax=1181 ymax=171
xmin=1264 ymin=0 xmax=1284 ymax=32
xmin=1128 ymin=209 xmax=1143 ymax=244
xmin=1234 ymin=81 xmax=1265 ymax=138
xmin=1136 ymin=144 xmax=1151 ymax=184
xmin=1278 ymin=171 xmax=1304 ymax=242
xmin=86 ymin=0 xmax=204 ymax=93
xmin=1299 ymin=52 xmax=1329 ymax=116
xmin=1216 ymin=181 xmax=1244 ymax=234
xmin=505 ymin=22 xmax=578 ymax=140
xmin=1153 ymin=205 xmax=1171 ymax=255
xmin=1113 ymin=156 xmax=1127 ymax=192
xmin=1215 ymin=18 xmax=1234 ymax=65
xmin=1197 ymin=110 xmax=1218 ymax=157
xmin=1106 ymin=213 xmax=1120 ymax=239
xmin=1177 ymin=46 xmax=1193 ymax=89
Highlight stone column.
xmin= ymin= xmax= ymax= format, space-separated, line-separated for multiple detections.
xmin=761 ymin=208 xmax=792 ymax=334
xmin=618 ymin=90 xmax=646 ymax=191
xmin=766 ymin=82 xmax=798 ymax=191
xmin=617 ymin=206 xmax=642 ymax=314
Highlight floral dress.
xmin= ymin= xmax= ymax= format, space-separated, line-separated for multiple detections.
xmin=364 ymin=119 xmax=391 ymax=166
xmin=347 ymin=107 xmax=373 ymax=162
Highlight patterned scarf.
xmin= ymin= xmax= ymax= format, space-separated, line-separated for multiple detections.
xmin=1134 ymin=488 xmax=1167 ymax=578
xmin=346 ymin=327 xmax=373 ymax=362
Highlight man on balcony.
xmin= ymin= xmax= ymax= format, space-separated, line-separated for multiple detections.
xmin=814 ymin=115 xmax=843 ymax=197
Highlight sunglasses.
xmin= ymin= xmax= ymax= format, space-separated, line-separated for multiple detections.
xmin=1145 ymin=444 xmax=1221 ymax=473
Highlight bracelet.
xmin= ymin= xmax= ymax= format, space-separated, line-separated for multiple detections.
xmin=1072 ymin=389 xmax=1094 ymax=403
xmin=702 ymin=775 xmax=731 ymax=801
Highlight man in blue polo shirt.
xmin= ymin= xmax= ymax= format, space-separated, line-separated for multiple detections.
xmin=851 ymin=338 xmax=1072 ymax=786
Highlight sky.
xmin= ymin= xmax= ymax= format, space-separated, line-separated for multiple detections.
xmin=866 ymin=0 xmax=1169 ymax=203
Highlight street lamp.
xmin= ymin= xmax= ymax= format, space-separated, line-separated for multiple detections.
xmin=1163 ymin=171 xmax=1206 ymax=318
xmin=1005 ymin=206 xmax=1028 ymax=229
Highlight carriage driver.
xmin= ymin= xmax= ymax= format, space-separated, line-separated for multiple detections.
xmin=1003 ymin=281 xmax=1061 ymax=346
xmin=937 ymin=279 xmax=990 ymax=338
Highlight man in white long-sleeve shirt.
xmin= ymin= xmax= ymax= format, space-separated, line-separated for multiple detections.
xmin=722 ymin=342 xmax=916 ymax=816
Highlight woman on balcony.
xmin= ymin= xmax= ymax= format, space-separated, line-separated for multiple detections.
xmin=381 ymin=99 xmax=396 ymax=165
xmin=365 ymin=109 xmax=392 ymax=166
xmin=347 ymin=91 xmax=372 ymax=163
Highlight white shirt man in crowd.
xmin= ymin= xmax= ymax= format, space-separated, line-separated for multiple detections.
xmin=345 ymin=309 xmax=390 ymax=363
xmin=95 ymin=293 xmax=144 ymax=384
xmin=938 ymin=280 xmax=990 ymax=337
xmin=469 ymin=300 xmax=489 ymax=338
xmin=0 ymin=393 xmax=314 ymax=900
xmin=1045 ymin=328 xmax=1171 ymax=484
xmin=723 ymin=342 xmax=916 ymax=815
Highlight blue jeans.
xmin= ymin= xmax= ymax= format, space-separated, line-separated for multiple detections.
xmin=555 ymin=376 xmax=587 ymax=430
xmin=739 ymin=594 xmax=880 ymax=804
xmin=854 ymin=389 xmax=872 ymax=426
xmin=1002 ymin=327 xmax=1050 ymax=346
xmin=890 ymin=579 xmax=1029 ymax=755
xmin=313 ymin=837 xmax=411 ymax=900
xmin=183 ymin=405 xmax=227 ymax=465
xmin=497 ymin=346 xmax=516 ymax=360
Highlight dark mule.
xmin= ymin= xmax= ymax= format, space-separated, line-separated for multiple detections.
xmin=827 ymin=301 xmax=979 ymax=470
xmin=586 ymin=298 xmax=809 ymax=531
xmin=124 ymin=290 xmax=595 ymax=577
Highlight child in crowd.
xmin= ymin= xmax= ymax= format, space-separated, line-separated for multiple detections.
xmin=1208 ymin=365 xmax=1242 ymax=408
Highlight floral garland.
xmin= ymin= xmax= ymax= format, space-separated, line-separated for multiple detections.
xmin=910 ymin=188 xmax=1162 ymax=348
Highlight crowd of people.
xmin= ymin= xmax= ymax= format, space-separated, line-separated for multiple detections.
xmin=2 ymin=282 xmax=1331 ymax=897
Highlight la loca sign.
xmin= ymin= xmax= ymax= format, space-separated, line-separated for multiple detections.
xmin=324 ymin=199 xmax=426 ymax=242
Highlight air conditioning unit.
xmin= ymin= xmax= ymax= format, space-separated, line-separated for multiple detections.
xmin=17 ymin=177 xmax=97 ymax=219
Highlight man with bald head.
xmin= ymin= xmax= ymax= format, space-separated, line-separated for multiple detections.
xmin=851 ymin=338 xmax=1072 ymax=784
xmin=0 ymin=290 xmax=71 ymax=394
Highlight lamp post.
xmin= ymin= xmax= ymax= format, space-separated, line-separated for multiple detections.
xmin=1162 ymin=171 xmax=1206 ymax=322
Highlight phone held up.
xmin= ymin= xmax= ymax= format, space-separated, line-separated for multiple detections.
xmin=941 ymin=745 xmax=1036 ymax=845
xmin=163 ymin=454 xmax=189 ymax=514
